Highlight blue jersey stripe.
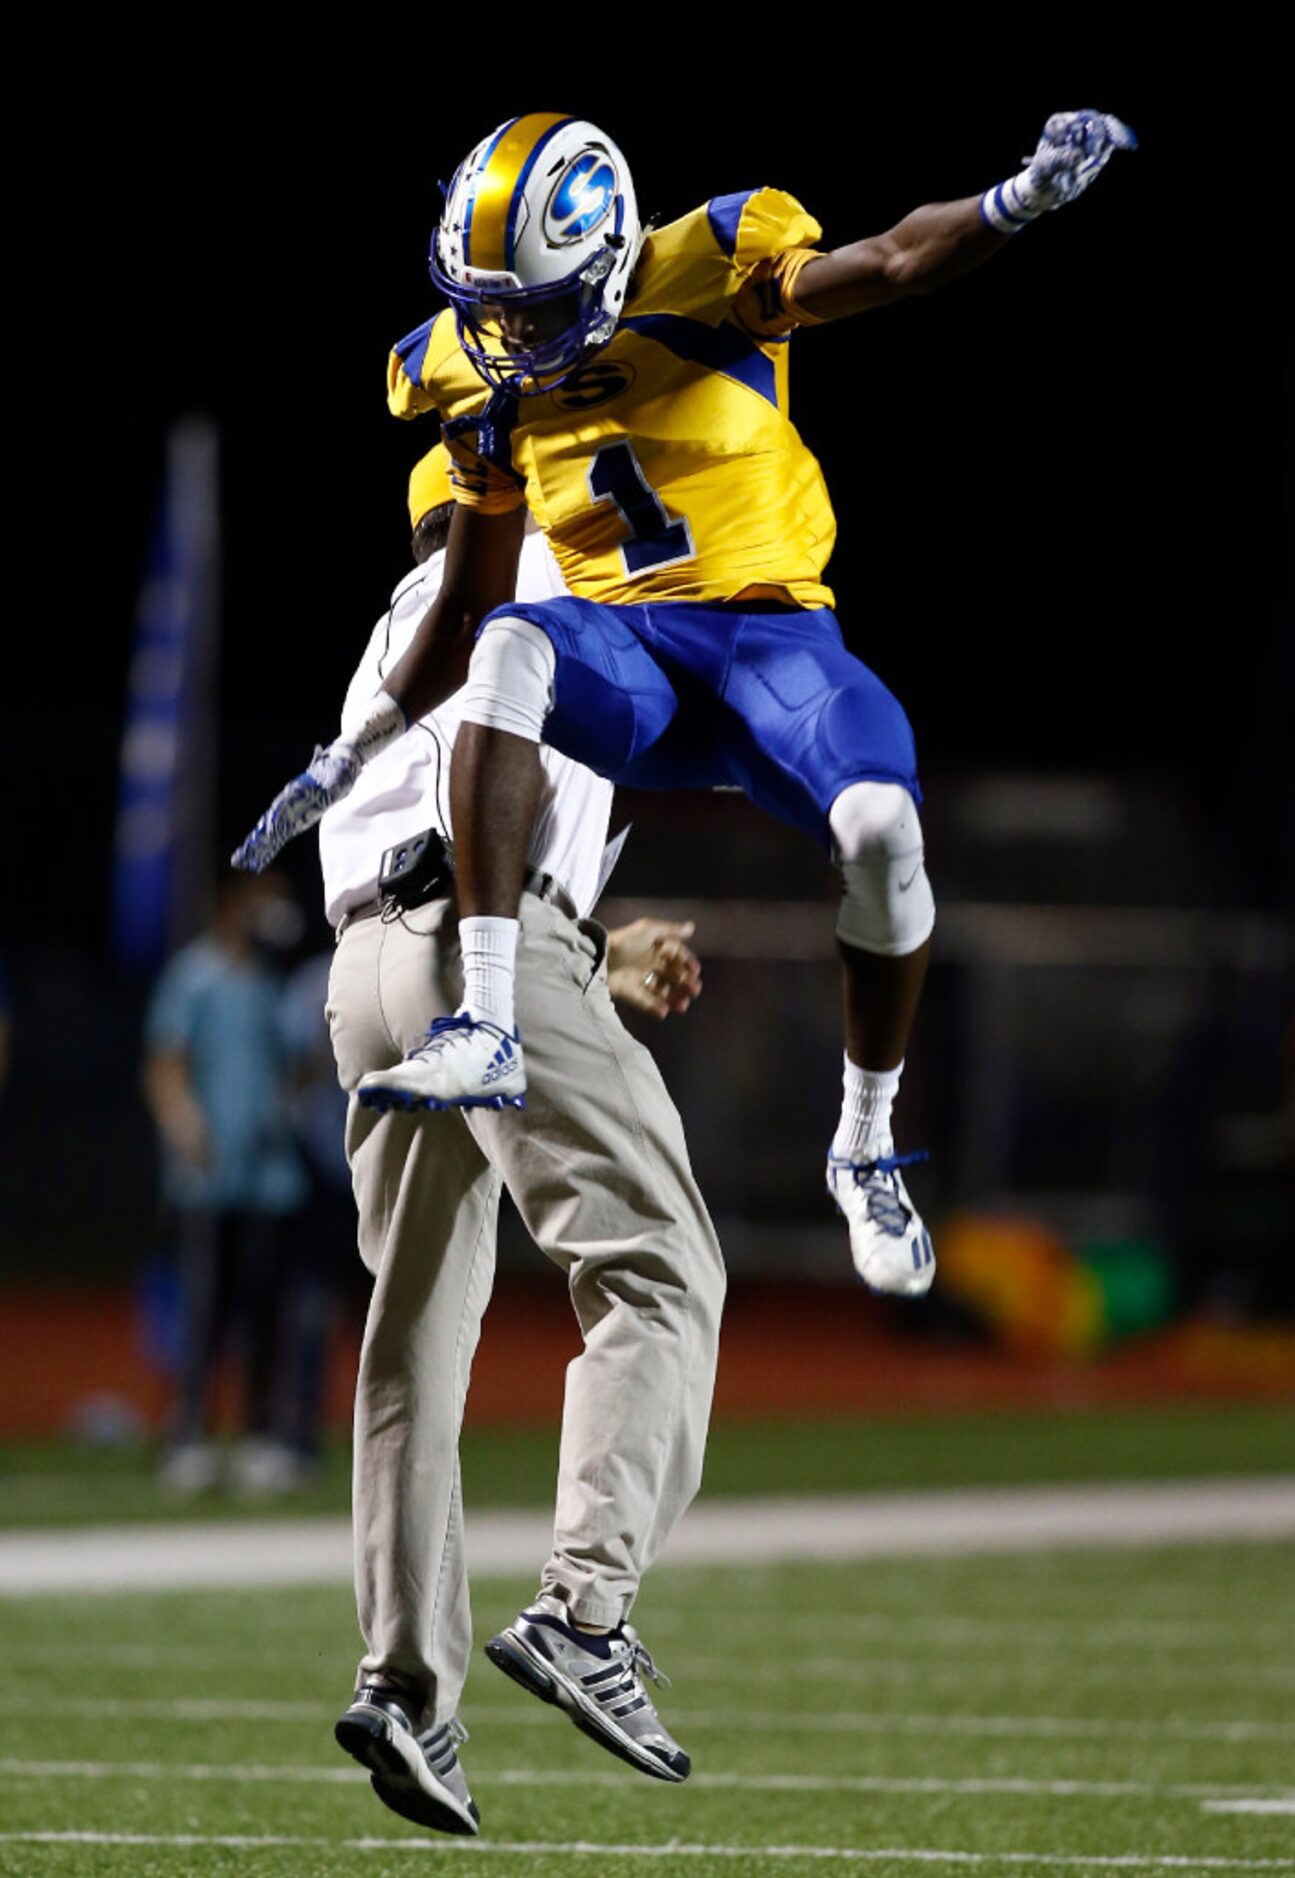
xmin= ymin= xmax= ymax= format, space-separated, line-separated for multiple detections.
xmin=622 ymin=313 xmax=777 ymax=408
xmin=706 ymin=190 xmax=759 ymax=258
xmin=463 ymin=117 xmax=520 ymax=268
xmin=392 ymin=317 xmax=436 ymax=387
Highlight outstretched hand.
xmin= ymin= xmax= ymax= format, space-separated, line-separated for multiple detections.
xmin=1025 ymin=110 xmax=1138 ymax=210
xmin=607 ymin=918 xmax=702 ymax=1020
xmin=231 ymin=740 xmax=362 ymax=873
xmin=982 ymin=108 xmax=1136 ymax=236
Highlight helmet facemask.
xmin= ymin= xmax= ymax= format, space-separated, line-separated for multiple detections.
xmin=429 ymin=116 xmax=640 ymax=397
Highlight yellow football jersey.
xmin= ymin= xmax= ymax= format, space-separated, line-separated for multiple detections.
xmin=388 ymin=187 xmax=836 ymax=610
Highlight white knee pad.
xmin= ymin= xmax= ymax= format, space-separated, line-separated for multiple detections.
xmin=457 ymin=615 xmax=556 ymax=742
xmin=830 ymin=779 xmax=935 ymax=957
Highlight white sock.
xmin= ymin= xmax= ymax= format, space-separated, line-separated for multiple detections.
xmin=832 ymin=1055 xmax=903 ymax=1162
xmin=459 ymin=916 xmax=519 ymax=1033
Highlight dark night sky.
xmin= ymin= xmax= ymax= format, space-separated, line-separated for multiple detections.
xmin=5 ymin=59 xmax=1289 ymax=951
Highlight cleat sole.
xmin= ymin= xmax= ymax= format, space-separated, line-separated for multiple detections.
xmin=357 ymin=1088 xmax=526 ymax=1115
xmin=855 ymin=1269 xmax=936 ymax=1301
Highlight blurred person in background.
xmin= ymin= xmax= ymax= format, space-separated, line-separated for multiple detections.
xmin=278 ymin=946 xmax=360 ymax=1472
xmin=141 ymin=871 xmax=310 ymax=1494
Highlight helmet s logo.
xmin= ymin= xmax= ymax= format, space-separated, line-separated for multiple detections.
xmin=544 ymin=154 xmax=617 ymax=246
xmin=552 ymin=360 xmax=637 ymax=410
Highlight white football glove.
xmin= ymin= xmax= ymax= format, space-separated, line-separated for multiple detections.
xmin=231 ymin=689 xmax=405 ymax=873
xmin=981 ymin=109 xmax=1137 ymax=234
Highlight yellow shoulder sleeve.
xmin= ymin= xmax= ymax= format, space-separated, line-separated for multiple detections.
xmin=628 ymin=190 xmax=824 ymax=334
xmin=727 ymin=188 xmax=826 ymax=338
xmin=387 ymin=309 xmax=459 ymax=419
xmin=730 ymin=187 xmax=822 ymax=273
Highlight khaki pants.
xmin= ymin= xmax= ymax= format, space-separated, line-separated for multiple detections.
xmin=327 ymin=891 xmax=726 ymax=1727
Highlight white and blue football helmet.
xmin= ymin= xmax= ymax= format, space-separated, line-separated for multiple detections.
xmin=429 ymin=113 xmax=641 ymax=394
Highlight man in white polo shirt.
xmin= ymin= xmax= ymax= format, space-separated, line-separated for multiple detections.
xmin=317 ymin=448 xmax=725 ymax=1839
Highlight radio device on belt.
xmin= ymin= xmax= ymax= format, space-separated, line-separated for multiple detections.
xmin=377 ymin=828 xmax=454 ymax=913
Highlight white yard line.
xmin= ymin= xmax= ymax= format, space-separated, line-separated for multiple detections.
xmin=2 ymin=1758 xmax=1293 ymax=1804
xmin=4 ymin=1478 xmax=1295 ymax=1595
xmin=1 ymin=1698 xmax=1292 ymax=1743
xmin=0 ymin=1757 xmax=364 ymax=1783
xmin=1203 ymin=1802 xmax=1295 ymax=1816
xmin=0 ymin=1832 xmax=1291 ymax=1867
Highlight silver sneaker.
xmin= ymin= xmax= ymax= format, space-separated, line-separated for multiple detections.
xmin=485 ymin=1593 xmax=689 ymax=1782
xmin=334 ymin=1686 xmax=479 ymax=1835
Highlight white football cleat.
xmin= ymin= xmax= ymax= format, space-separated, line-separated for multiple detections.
xmin=827 ymin=1147 xmax=935 ymax=1298
xmin=357 ymin=1014 xmax=527 ymax=1114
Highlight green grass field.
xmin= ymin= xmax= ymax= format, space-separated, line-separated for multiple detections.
xmin=2 ymin=1545 xmax=1295 ymax=1874
xmin=2 ymin=1407 xmax=1295 ymax=1873
xmin=4 ymin=1402 xmax=1295 ymax=1528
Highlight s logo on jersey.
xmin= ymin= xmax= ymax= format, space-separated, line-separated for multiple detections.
xmin=551 ymin=360 xmax=637 ymax=411
xmin=544 ymin=154 xmax=617 ymax=246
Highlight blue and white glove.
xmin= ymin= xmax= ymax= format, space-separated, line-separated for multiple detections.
xmin=231 ymin=689 xmax=405 ymax=873
xmin=981 ymin=110 xmax=1137 ymax=235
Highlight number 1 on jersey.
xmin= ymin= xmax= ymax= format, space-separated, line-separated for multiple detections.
xmin=589 ymin=440 xmax=695 ymax=575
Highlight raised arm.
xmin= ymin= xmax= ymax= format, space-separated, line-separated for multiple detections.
xmin=384 ymin=502 xmax=525 ymax=722
xmin=792 ymin=199 xmax=1007 ymax=319
xmin=791 ymin=108 xmax=1135 ymax=322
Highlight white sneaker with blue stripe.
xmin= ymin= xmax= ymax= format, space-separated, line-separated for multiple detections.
xmin=485 ymin=1593 xmax=689 ymax=1782
xmin=827 ymin=1145 xmax=936 ymax=1298
xmin=356 ymin=1013 xmax=526 ymax=1113
xmin=334 ymin=1685 xmax=479 ymax=1835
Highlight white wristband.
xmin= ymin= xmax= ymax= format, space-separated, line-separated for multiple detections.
xmin=979 ymin=172 xmax=1043 ymax=235
xmin=339 ymin=687 xmax=407 ymax=763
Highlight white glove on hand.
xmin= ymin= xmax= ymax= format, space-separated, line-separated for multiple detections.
xmin=981 ymin=109 xmax=1137 ymax=234
xmin=231 ymin=739 xmax=363 ymax=873
xmin=230 ymin=689 xmax=405 ymax=873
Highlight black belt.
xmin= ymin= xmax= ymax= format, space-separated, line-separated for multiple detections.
xmin=338 ymin=864 xmax=577 ymax=936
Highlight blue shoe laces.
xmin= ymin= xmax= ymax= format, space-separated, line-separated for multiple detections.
xmin=833 ymin=1150 xmax=930 ymax=1237
xmin=410 ymin=1014 xmax=513 ymax=1060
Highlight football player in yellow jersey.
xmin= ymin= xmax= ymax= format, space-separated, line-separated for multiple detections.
xmin=235 ymin=109 xmax=1134 ymax=1308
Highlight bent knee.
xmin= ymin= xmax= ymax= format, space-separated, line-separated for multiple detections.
xmin=832 ymin=780 xmax=935 ymax=956
xmin=829 ymin=780 xmax=922 ymax=863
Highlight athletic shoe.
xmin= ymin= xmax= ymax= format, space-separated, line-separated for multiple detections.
xmin=156 ymin=1440 xmax=221 ymax=1497
xmin=228 ymin=1437 xmax=308 ymax=1499
xmin=334 ymin=1686 xmax=479 ymax=1836
xmin=356 ymin=1014 xmax=526 ymax=1113
xmin=485 ymin=1593 xmax=689 ymax=1782
xmin=827 ymin=1147 xmax=936 ymax=1298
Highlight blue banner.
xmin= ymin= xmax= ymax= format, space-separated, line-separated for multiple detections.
xmin=112 ymin=421 xmax=220 ymax=973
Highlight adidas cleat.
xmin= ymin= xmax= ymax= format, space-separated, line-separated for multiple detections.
xmin=827 ymin=1147 xmax=935 ymax=1298
xmin=357 ymin=1014 xmax=527 ymax=1113
xmin=486 ymin=1593 xmax=690 ymax=1783
xmin=335 ymin=1686 xmax=479 ymax=1836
